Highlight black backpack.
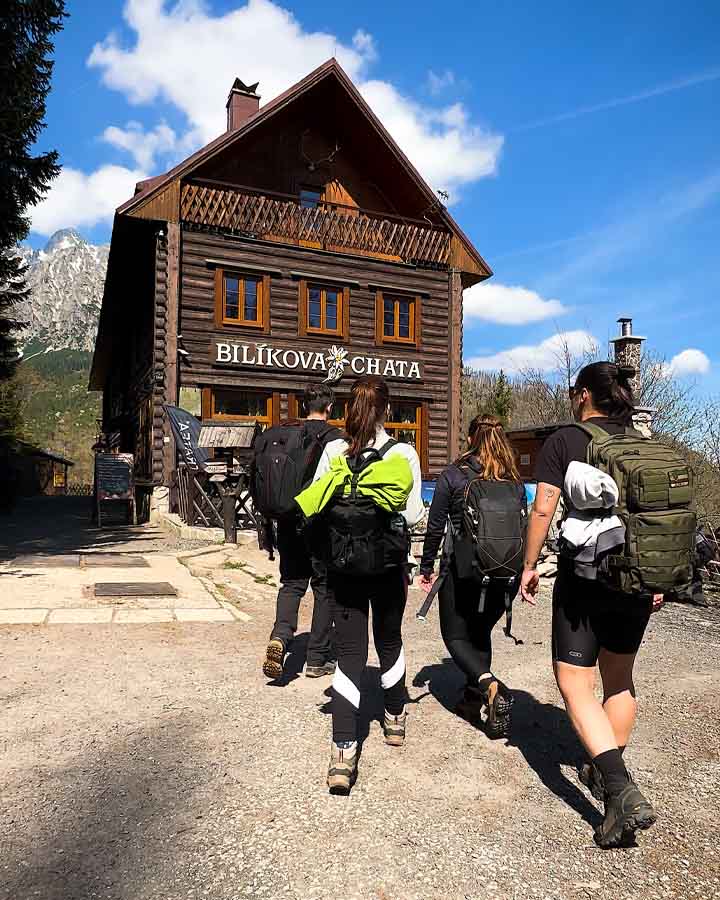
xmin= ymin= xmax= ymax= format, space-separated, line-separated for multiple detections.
xmin=321 ymin=440 xmax=410 ymax=578
xmin=452 ymin=468 xmax=528 ymax=640
xmin=251 ymin=422 xmax=338 ymax=520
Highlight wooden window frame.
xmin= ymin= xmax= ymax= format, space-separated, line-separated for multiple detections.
xmin=202 ymin=388 xmax=279 ymax=427
xmin=375 ymin=291 xmax=421 ymax=347
xmin=214 ymin=268 xmax=270 ymax=332
xmin=288 ymin=393 xmax=428 ymax=473
xmin=298 ymin=279 xmax=349 ymax=340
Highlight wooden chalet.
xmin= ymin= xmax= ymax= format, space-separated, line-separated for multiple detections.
xmin=90 ymin=59 xmax=492 ymax=510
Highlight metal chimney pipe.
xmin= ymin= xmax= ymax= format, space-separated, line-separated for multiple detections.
xmin=618 ymin=317 xmax=633 ymax=337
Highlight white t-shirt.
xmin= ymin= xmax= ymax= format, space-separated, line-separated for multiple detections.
xmin=313 ymin=425 xmax=424 ymax=528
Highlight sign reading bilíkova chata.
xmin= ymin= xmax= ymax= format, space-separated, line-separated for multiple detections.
xmin=212 ymin=340 xmax=422 ymax=383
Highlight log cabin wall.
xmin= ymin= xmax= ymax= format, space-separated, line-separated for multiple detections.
xmin=151 ymin=230 xmax=169 ymax=484
xmin=178 ymin=226 xmax=452 ymax=475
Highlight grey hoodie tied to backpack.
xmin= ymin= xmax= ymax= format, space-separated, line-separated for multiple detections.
xmin=559 ymin=461 xmax=626 ymax=580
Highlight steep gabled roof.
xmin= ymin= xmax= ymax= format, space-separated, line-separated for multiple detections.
xmin=118 ymin=58 xmax=491 ymax=281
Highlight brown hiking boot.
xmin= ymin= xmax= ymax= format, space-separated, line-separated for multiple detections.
xmin=383 ymin=710 xmax=407 ymax=747
xmin=327 ymin=742 xmax=358 ymax=795
xmin=484 ymin=679 xmax=514 ymax=740
xmin=262 ymin=638 xmax=285 ymax=679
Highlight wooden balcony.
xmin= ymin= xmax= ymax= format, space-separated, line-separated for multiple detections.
xmin=180 ymin=179 xmax=452 ymax=267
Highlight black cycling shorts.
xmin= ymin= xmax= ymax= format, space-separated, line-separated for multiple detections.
xmin=552 ymin=564 xmax=652 ymax=667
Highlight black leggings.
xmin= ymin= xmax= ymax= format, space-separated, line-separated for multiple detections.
xmin=329 ymin=569 xmax=408 ymax=743
xmin=439 ymin=568 xmax=509 ymax=684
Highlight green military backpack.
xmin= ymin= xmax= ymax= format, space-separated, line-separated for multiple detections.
xmin=576 ymin=422 xmax=696 ymax=595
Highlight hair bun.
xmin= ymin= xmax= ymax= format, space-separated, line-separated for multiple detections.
xmin=617 ymin=364 xmax=636 ymax=381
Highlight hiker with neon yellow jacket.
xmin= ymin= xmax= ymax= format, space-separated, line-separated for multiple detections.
xmin=295 ymin=375 xmax=423 ymax=794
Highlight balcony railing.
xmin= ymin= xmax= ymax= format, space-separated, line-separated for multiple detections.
xmin=180 ymin=179 xmax=451 ymax=267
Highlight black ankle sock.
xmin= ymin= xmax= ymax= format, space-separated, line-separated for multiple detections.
xmin=593 ymin=749 xmax=629 ymax=796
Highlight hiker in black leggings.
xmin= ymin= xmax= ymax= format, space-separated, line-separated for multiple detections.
xmin=420 ymin=415 xmax=522 ymax=738
xmin=309 ymin=376 xmax=424 ymax=794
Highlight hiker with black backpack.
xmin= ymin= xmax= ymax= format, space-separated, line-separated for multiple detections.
xmin=520 ymin=361 xmax=696 ymax=849
xmin=295 ymin=375 xmax=424 ymax=794
xmin=418 ymin=415 xmax=527 ymax=740
xmin=252 ymin=384 xmax=342 ymax=681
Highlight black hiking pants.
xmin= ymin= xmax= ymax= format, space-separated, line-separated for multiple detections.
xmin=438 ymin=565 xmax=509 ymax=684
xmin=329 ymin=568 xmax=408 ymax=743
xmin=270 ymin=520 xmax=334 ymax=667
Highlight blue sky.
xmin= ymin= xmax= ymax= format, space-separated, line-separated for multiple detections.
xmin=28 ymin=0 xmax=720 ymax=389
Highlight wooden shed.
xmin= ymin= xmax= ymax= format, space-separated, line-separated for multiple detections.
xmin=89 ymin=60 xmax=492 ymax=508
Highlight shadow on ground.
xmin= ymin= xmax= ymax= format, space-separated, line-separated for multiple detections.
xmin=1 ymin=717 xmax=209 ymax=900
xmin=413 ymin=657 xmax=602 ymax=827
xmin=0 ymin=496 xmax=175 ymax=562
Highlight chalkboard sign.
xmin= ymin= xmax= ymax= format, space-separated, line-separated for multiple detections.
xmin=96 ymin=453 xmax=134 ymax=499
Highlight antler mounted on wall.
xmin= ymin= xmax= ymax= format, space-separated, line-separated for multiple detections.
xmin=300 ymin=129 xmax=342 ymax=173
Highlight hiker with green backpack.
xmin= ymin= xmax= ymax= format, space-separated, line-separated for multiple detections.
xmin=295 ymin=375 xmax=424 ymax=794
xmin=521 ymin=361 xmax=696 ymax=849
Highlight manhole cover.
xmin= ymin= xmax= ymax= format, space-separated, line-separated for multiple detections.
xmin=94 ymin=582 xmax=178 ymax=597
xmin=82 ymin=554 xmax=149 ymax=568
xmin=11 ymin=555 xmax=80 ymax=568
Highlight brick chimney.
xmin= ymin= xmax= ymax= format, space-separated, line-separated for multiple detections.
xmin=610 ymin=316 xmax=653 ymax=435
xmin=226 ymin=78 xmax=260 ymax=132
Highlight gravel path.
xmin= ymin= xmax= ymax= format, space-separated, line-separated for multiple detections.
xmin=2 ymin=551 xmax=719 ymax=900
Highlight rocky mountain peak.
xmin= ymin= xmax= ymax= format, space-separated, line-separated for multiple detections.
xmin=17 ymin=229 xmax=109 ymax=353
xmin=43 ymin=228 xmax=86 ymax=254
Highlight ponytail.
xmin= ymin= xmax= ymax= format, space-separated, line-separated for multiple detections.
xmin=459 ymin=414 xmax=520 ymax=481
xmin=345 ymin=376 xmax=390 ymax=457
xmin=574 ymin=361 xmax=635 ymax=424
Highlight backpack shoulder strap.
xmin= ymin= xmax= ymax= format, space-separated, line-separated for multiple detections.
xmin=572 ymin=421 xmax=610 ymax=442
xmin=376 ymin=438 xmax=398 ymax=459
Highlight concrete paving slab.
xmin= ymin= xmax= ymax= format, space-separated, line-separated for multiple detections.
xmin=113 ymin=609 xmax=175 ymax=624
xmin=0 ymin=609 xmax=48 ymax=624
xmin=174 ymin=608 xmax=236 ymax=623
xmin=48 ymin=609 xmax=114 ymax=624
xmin=3 ymin=553 xmax=220 ymax=610
xmin=220 ymin=600 xmax=252 ymax=622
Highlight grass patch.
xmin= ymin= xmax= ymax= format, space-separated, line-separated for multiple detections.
xmin=224 ymin=560 xmax=249 ymax=571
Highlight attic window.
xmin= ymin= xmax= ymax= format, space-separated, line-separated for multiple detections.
xmin=299 ymin=188 xmax=322 ymax=209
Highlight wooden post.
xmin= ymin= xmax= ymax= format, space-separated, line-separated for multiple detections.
xmin=163 ymin=222 xmax=180 ymax=484
xmin=221 ymin=489 xmax=237 ymax=544
xmin=448 ymin=268 xmax=463 ymax=462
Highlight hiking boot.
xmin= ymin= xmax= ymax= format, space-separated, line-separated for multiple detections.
xmin=579 ymin=762 xmax=606 ymax=802
xmin=484 ymin=679 xmax=514 ymax=740
xmin=262 ymin=638 xmax=285 ymax=679
xmin=383 ymin=710 xmax=408 ymax=747
xmin=327 ymin=741 xmax=357 ymax=795
xmin=455 ymin=684 xmax=485 ymax=726
xmin=594 ymin=782 xmax=657 ymax=849
xmin=305 ymin=660 xmax=336 ymax=679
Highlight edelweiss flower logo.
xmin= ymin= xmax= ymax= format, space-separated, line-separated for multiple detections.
xmin=323 ymin=345 xmax=349 ymax=383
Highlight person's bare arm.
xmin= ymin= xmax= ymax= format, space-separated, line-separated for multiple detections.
xmin=520 ymin=482 xmax=562 ymax=603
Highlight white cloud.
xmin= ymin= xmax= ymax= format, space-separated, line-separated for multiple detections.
xmin=668 ymin=348 xmax=711 ymax=376
xmin=87 ymin=0 xmax=502 ymax=194
xmin=101 ymin=121 xmax=181 ymax=170
xmin=427 ymin=69 xmax=455 ymax=95
xmin=30 ymin=164 xmax=145 ymax=236
xmin=467 ymin=330 xmax=597 ymax=374
xmin=352 ymin=29 xmax=377 ymax=63
xmin=463 ymin=282 xmax=567 ymax=325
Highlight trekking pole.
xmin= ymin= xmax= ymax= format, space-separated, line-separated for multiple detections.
xmin=416 ymin=572 xmax=445 ymax=622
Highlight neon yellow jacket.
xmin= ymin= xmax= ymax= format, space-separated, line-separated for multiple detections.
xmin=295 ymin=452 xmax=413 ymax=519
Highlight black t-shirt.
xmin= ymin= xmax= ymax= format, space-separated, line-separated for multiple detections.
xmin=534 ymin=417 xmax=627 ymax=490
